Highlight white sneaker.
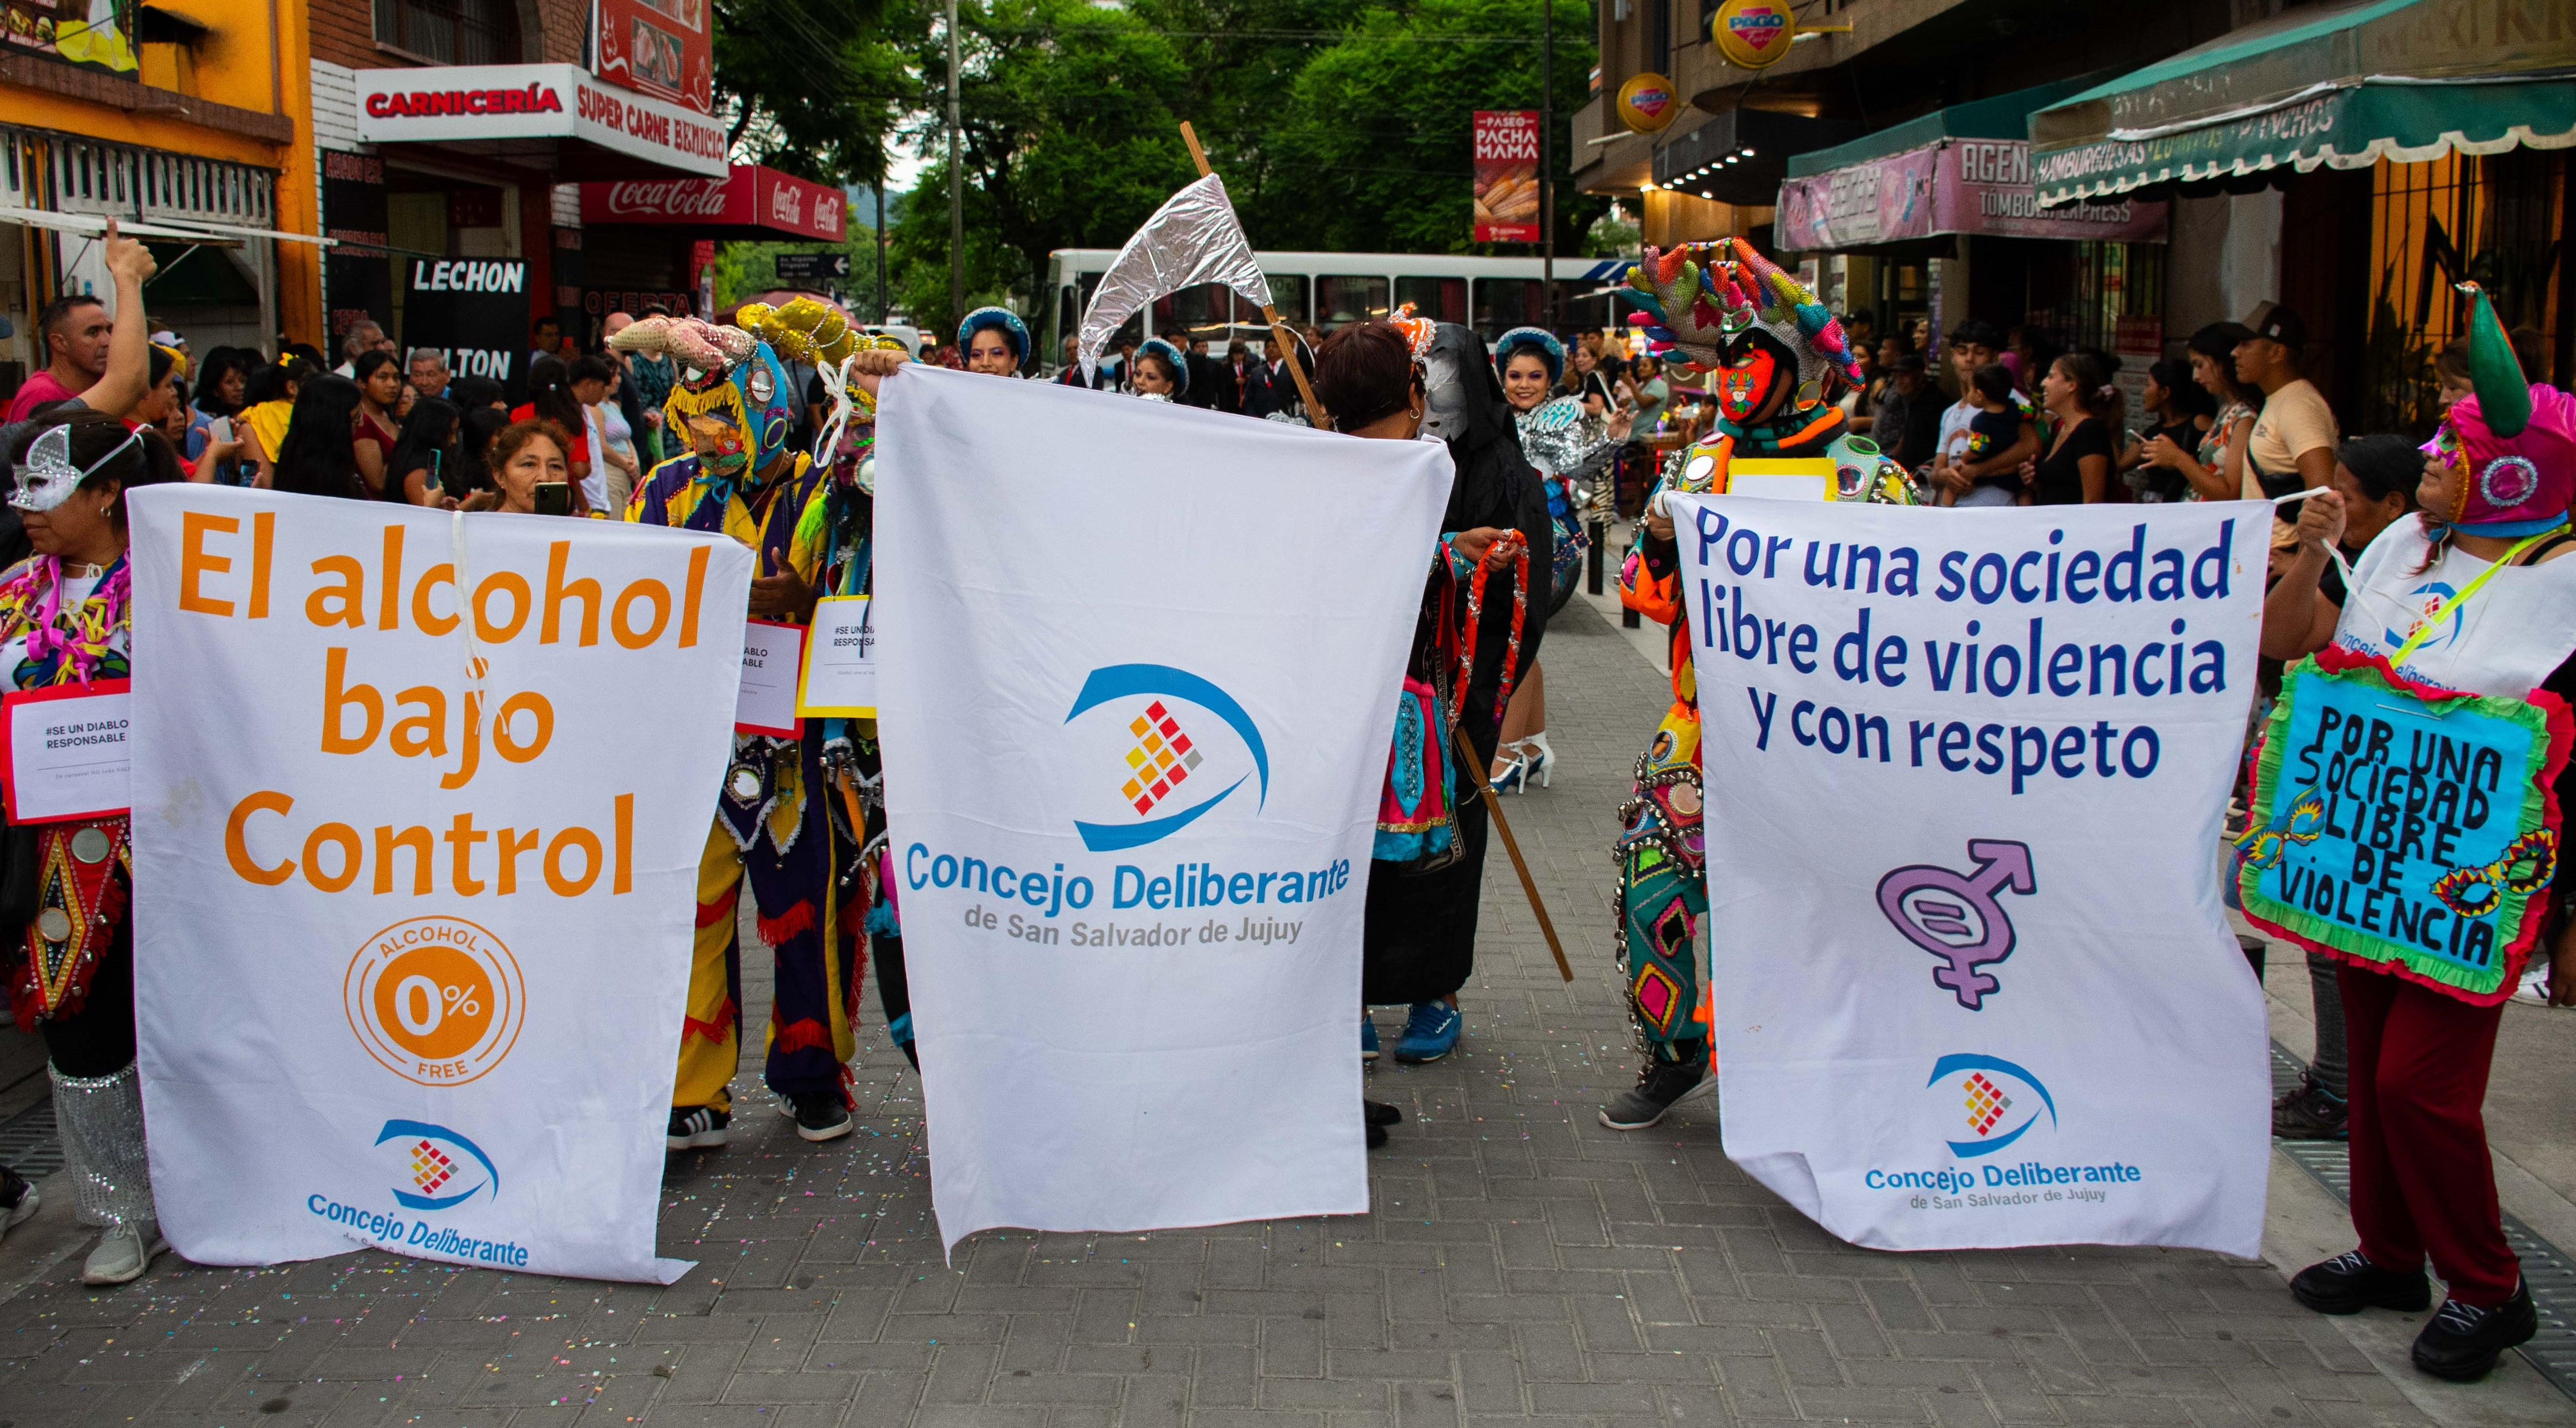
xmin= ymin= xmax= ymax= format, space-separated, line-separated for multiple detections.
xmin=2511 ymin=965 xmax=2554 ymax=1006
xmin=0 ymin=1185 xmax=37 ymax=1239
xmin=81 ymin=1221 xmax=165 ymax=1286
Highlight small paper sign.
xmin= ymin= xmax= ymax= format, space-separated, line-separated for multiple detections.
xmin=736 ymin=620 xmax=805 ymax=737
xmin=796 ymin=595 xmax=877 ymax=718
xmin=3 ymin=679 xmax=133 ymax=822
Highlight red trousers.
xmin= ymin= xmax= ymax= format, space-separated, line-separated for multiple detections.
xmin=2340 ymin=962 xmax=2520 ymax=1306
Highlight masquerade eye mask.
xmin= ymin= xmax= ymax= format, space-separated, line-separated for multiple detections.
xmin=11 ymin=424 xmax=139 ymax=513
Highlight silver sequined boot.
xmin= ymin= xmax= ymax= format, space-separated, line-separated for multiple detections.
xmin=50 ymin=1064 xmax=163 ymax=1285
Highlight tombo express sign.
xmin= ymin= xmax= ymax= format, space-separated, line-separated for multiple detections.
xmin=355 ymin=63 xmax=727 ymax=179
xmin=578 ymin=167 xmax=848 ymax=242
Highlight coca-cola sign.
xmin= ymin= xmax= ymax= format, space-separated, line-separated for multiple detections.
xmin=578 ymin=165 xmax=846 ymax=240
xmin=594 ymin=178 xmax=732 ymax=218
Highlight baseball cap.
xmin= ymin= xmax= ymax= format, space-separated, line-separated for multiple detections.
xmin=2239 ymin=302 xmax=2307 ymax=351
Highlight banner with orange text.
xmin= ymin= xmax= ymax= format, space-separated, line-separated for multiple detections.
xmin=125 ymin=487 xmax=753 ymax=1284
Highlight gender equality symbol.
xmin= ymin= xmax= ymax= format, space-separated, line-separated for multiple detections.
xmin=1874 ymin=841 xmax=2037 ymax=1010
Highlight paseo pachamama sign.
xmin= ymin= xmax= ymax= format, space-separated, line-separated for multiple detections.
xmin=126 ymin=488 xmax=751 ymax=1284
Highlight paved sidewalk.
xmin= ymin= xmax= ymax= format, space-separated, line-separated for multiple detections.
xmin=0 ymin=596 xmax=2530 ymax=1427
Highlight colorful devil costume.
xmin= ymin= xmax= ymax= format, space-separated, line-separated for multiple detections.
xmin=1603 ymin=242 xmax=1915 ymax=1119
xmin=0 ymin=420 xmax=161 ymax=1276
xmin=2256 ymin=287 xmax=2575 ymax=1366
xmin=609 ymin=310 xmax=870 ymax=1137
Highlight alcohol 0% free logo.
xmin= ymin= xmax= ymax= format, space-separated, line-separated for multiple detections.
xmin=344 ymin=916 xmax=527 ymax=1086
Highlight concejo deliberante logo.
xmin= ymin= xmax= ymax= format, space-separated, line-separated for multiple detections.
xmin=1065 ymin=665 xmax=1269 ymax=853
xmin=345 ymin=916 xmax=526 ymax=1086
xmin=1926 ymin=1053 xmax=2057 ymax=1158
xmin=377 ymin=1118 xmax=500 ymax=1210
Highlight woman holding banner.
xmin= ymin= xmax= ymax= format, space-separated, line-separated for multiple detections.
xmin=2257 ymin=287 xmax=2575 ymax=1382
xmin=1313 ymin=317 xmax=1550 ymax=1071
xmin=0 ymin=407 xmax=181 ymax=1284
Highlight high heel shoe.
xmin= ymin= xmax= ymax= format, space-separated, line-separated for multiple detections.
xmin=1516 ymin=732 xmax=1555 ymax=789
xmin=1489 ymin=746 xmax=1529 ymax=793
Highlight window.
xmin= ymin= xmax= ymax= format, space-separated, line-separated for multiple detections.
xmin=1394 ymin=276 xmax=1468 ymax=325
xmin=1148 ymin=282 xmax=1233 ymax=342
xmin=1267 ymin=274 xmax=1309 ymax=326
xmin=1473 ymin=278 xmax=1541 ymax=336
xmin=1316 ymin=275 xmax=1389 ymax=329
xmin=375 ymin=0 xmax=518 ymax=64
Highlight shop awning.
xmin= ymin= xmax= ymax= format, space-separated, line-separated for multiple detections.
xmin=353 ymin=64 xmax=729 ymax=180
xmin=577 ymin=166 xmax=849 ymax=242
xmin=1773 ymin=76 xmax=2170 ymax=250
xmin=2029 ymin=0 xmax=2576 ymax=206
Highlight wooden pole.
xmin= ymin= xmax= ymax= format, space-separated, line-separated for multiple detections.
xmin=1177 ymin=121 xmax=1329 ymax=429
xmin=1451 ymin=722 xmax=1574 ymax=983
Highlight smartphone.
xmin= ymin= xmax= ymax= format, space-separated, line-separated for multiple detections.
xmin=207 ymin=416 xmax=233 ymax=444
xmin=533 ymin=481 xmax=571 ymax=516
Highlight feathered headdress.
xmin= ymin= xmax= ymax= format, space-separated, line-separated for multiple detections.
xmin=1620 ymin=238 xmax=1861 ymax=389
xmin=1388 ymin=302 xmax=1438 ymax=363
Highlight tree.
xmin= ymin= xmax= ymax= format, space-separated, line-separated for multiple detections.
xmin=1256 ymin=0 xmax=1603 ymax=254
xmin=713 ymin=0 xmax=915 ymax=185
xmin=888 ymin=0 xmax=1200 ymax=335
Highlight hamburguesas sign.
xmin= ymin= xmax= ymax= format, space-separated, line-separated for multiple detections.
xmin=124 ymin=488 xmax=752 ymax=1284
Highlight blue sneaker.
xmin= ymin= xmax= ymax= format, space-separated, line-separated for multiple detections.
xmin=1362 ymin=1013 xmax=1380 ymax=1062
xmin=1393 ymin=1001 xmax=1461 ymax=1063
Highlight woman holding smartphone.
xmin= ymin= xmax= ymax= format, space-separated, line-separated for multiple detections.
xmin=461 ymin=419 xmax=579 ymax=515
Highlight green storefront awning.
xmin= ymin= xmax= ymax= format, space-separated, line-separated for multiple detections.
xmin=1785 ymin=75 xmax=2103 ymax=180
xmin=2028 ymin=0 xmax=2576 ymax=206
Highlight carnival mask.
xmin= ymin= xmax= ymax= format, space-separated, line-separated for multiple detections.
xmin=10 ymin=423 xmax=136 ymax=513
xmin=687 ymin=415 xmax=750 ymax=477
xmin=1418 ymin=325 xmax=1481 ymax=445
xmin=1714 ymin=336 xmax=1786 ymax=423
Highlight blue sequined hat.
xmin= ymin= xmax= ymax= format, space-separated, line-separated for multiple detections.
xmin=957 ymin=305 xmax=1029 ymax=363
xmin=1493 ymin=326 xmax=1566 ymax=385
xmin=1137 ymin=337 xmax=1190 ymax=395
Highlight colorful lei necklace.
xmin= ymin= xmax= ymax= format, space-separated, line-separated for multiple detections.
xmin=1451 ymin=531 xmax=1530 ymax=736
xmin=1 ymin=554 xmax=131 ymax=687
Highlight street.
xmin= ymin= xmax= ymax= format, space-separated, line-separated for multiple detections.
xmin=0 ymin=583 xmax=2567 ymax=1427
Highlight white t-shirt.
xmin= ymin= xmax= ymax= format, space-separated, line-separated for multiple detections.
xmin=579 ymin=405 xmax=610 ymax=513
xmin=2333 ymin=519 xmax=2576 ymax=697
xmin=1938 ymin=390 xmax=2031 ymax=509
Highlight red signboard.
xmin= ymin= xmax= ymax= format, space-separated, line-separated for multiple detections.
xmin=1472 ymin=111 xmax=1541 ymax=244
xmin=596 ymin=0 xmax=714 ymax=114
xmin=578 ymin=165 xmax=848 ymax=241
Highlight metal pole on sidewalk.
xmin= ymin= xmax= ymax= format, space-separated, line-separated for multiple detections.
xmin=946 ymin=0 xmax=964 ymax=331
xmin=1540 ymin=0 xmax=1554 ymax=332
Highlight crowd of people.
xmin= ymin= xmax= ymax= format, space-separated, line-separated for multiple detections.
xmin=1 ymin=222 xmax=2570 ymax=1390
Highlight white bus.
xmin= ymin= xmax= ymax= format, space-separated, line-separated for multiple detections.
xmin=1041 ymin=249 xmax=1636 ymax=360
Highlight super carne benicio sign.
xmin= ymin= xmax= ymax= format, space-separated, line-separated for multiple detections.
xmin=354 ymin=63 xmax=726 ymax=178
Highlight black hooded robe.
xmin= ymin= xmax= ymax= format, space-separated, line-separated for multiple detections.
xmin=1361 ymin=327 xmax=1554 ymax=1005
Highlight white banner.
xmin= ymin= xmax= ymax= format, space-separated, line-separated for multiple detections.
xmin=1670 ymin=495 xmax=2272 ymax=1256
xmin=875 ymin=367 xmax=1448 ymax=1253
xmin=127 ymin=487 xmax=753 ymax=1283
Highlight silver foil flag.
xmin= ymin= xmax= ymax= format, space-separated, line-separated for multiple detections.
xmin=1078 ymin=173 xmax=1271 ymax=383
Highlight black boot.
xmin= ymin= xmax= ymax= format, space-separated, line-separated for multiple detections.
xmin=1599 ymin=1041 xmax=1709 ymax=1130
xmin=2290 ymin=1251 xmax=2430 ymax=1315
xmin=2413 ymin=1281 xmax=2537 ymax=1381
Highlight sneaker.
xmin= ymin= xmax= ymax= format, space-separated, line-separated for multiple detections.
xmin=2272 ymin=1074 xmax=2349 ymax=1141
xmin=0 ymin=1166 xmax=37 ymax=1240
xmin=2290 ymin=1251 xmax=2431 ymax=1315
xmin=1599 ymin=1046 xmax=1711 ymax=1130
xmin=785 ymin=1094 xmax=853 ymax=1143
xmin=2511 ymin=965 xmax=2552 ymax=1006
xmin=2412 ymin=1281 xmax=2537 ymax=1381
xmin=1361 ymin=1014 xmax=1380 ymax=1062
xmin=1392 ymin=1002 xmax=1461 ymax=1063
xmin=667 ymin=1106 xmax=731 ymax=1150
xmin=81 ymin=1221 xmax=165 ymax=1286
